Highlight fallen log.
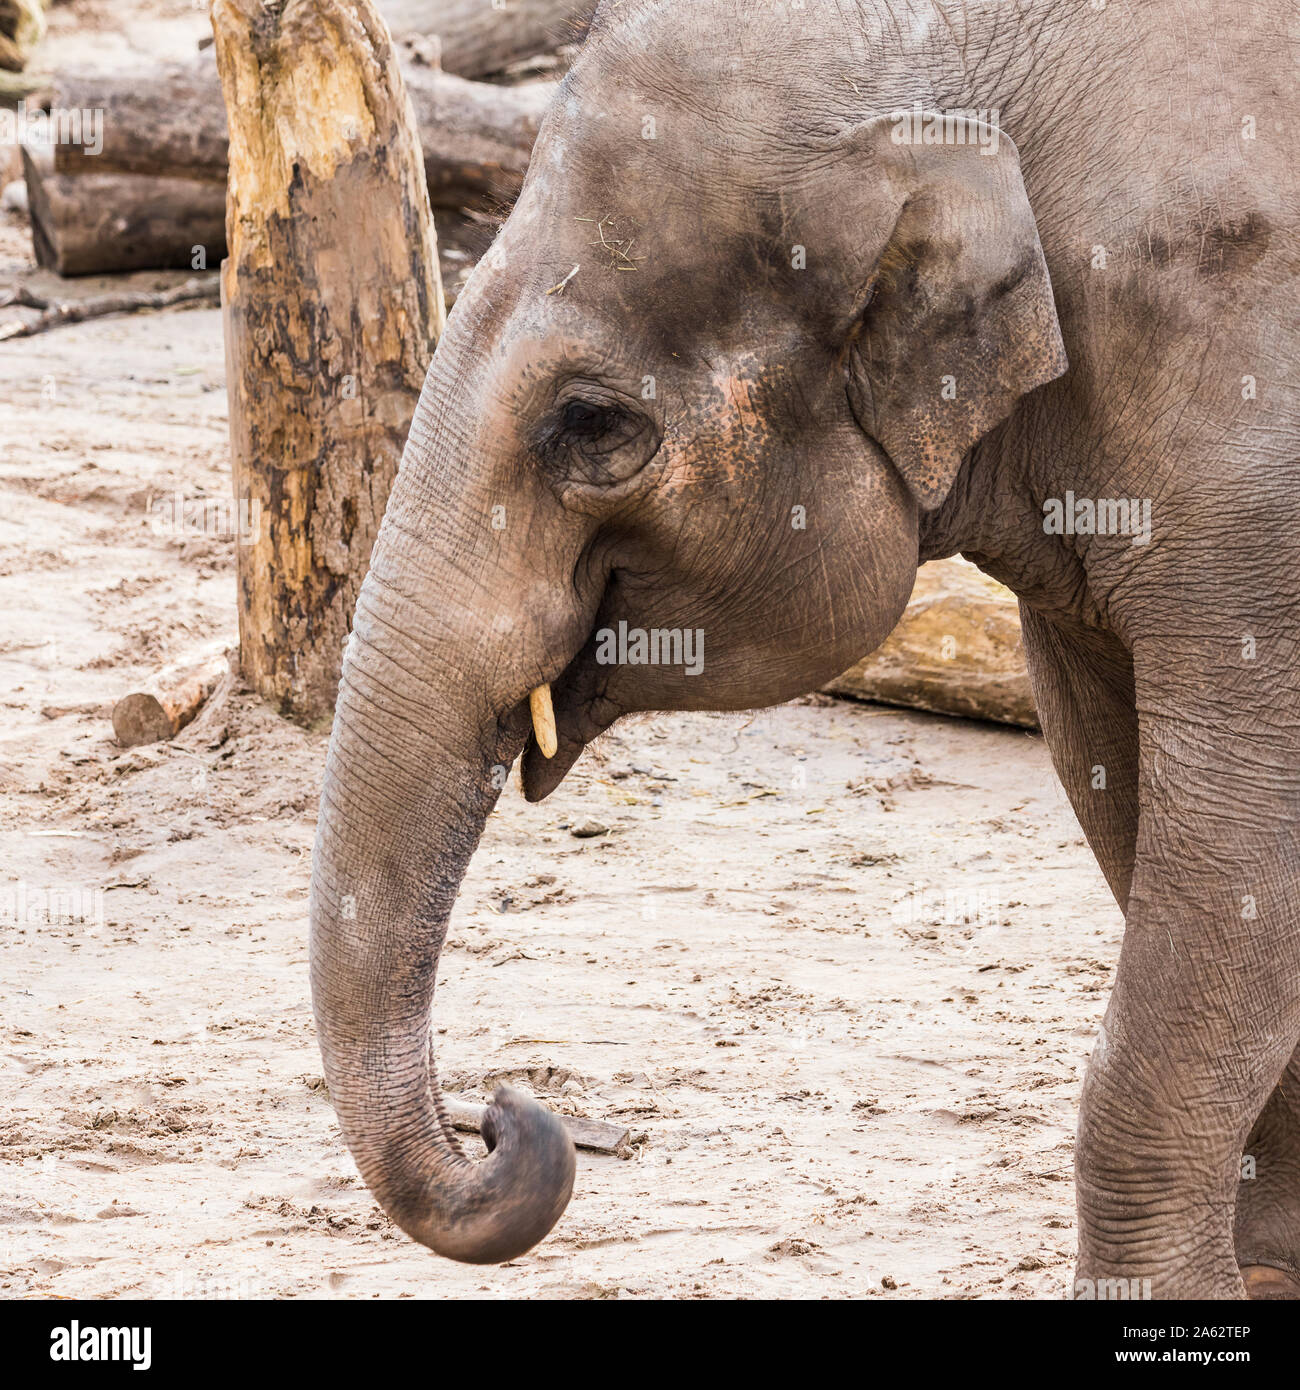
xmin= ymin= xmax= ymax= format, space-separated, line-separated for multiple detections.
xmin=22 ymin=142 xmax=226 ymax=276
xmin=380 ymin=0 xmax=596 ymax=77
xmin=29 ymin=58 xmax=553 ymax=276
xmin=442 ymin=1094 xmax=630 ymax=1156
xmin=214 ymin=0 xmax=443 ymax=722
xmin=50 ymin=57 xmax=550 ymax=208
xmin=825 ymin=558 xmax=1038 ymax=729
xmin=112 ymin=651 xmax=230 ymax=748
xmin=403 ymin=65 xmax=550 ymax=208
xmin=50 ymin=60 xmax=232 ymax=183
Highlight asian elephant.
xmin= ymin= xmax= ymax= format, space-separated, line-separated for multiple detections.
xmin=308 ymin=0 xmax=1300 ymax=1296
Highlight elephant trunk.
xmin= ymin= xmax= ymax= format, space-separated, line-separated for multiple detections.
xmin=308 ymin=537 xmax=576 ymax=1263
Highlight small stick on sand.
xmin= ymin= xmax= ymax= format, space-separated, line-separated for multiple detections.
xmin=442 ymin=1094 xmax=630 ymax=1155
xmin=0 ymin=274 xmax=220 ymax=341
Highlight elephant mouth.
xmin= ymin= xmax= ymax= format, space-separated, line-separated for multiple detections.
xmin=519 ymin=639 xmax=621 ymax=802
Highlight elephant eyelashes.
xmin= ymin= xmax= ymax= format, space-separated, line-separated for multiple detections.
xmin=533 ymin=392 xmax=659 ymax=490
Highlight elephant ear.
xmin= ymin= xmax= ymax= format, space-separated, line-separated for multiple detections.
xmin=845 ymin=113 xmax=1067 ymax=510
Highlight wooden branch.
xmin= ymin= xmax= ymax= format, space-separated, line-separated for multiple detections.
xmin=213 ymin=0 xmax=443 ymax=722
xmin=0 ymin=273 xmax=220 ymax=341
xmin=442 ymin=1095 xmax=631 ymax=1155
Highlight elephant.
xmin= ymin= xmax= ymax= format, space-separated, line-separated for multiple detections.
xmin=308 ymin=0 xmax=1300 ymax=1296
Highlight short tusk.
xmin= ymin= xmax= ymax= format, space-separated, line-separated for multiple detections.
xmin=529 ymin=684 xmax=558 ymax=758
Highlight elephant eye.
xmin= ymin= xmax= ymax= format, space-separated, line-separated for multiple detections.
xmin=541 ymin=394 xmax=642 ymax=458
xmin=534 ymin=390 xmax=659 ymax=492
xmin=560 ymin=399 xmax=611 ymax=437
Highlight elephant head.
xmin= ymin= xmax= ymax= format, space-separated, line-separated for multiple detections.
xmin=308 ymin=21 xmax=1066 ymax=1263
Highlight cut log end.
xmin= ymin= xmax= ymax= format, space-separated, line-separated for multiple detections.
xmin=112 ymin=653 xmax=228 ymax=748
xmin=112 ymin=693 xmax=178 ymax=749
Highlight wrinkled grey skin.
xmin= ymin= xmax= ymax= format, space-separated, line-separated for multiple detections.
xmin=309 ymin=0 xmax=1300 ymax=1294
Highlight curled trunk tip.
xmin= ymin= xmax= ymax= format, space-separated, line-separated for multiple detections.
xmin=415 ymin=1082 xmax=577 ymax=1265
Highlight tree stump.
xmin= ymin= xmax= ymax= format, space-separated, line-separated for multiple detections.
xmin=212 ymin=0 xmax=444 ymax=724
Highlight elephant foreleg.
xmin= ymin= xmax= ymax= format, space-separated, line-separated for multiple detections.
xmin=1022 ymin=609 xmax=1300 ymax=1297
xmin=1074 ymin=648 xmax=1300 ymax=1298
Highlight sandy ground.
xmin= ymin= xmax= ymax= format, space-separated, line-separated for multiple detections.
xmin=0 ymin=3 xmax=1123 ymax=1301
